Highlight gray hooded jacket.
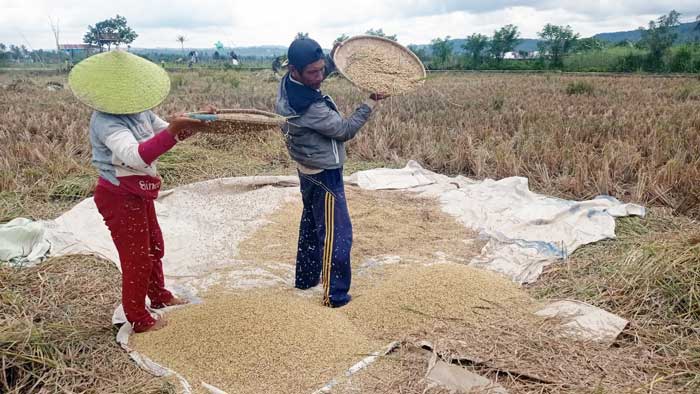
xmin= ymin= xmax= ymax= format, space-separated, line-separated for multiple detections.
xmin=275 ymin=75 xmax=373 ymax=170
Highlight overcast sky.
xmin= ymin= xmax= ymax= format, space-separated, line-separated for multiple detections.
xmin=1 ymin=1 xmax=698 ymax=50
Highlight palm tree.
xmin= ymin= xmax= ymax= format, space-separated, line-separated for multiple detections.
xmin=176 ymin=35 xmax=187 ymax=53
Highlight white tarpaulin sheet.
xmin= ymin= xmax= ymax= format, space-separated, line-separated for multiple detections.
xmin=4 ymin=163 xmax=644 ymax=392
xmin=0 ymin=218 xmax=51 ymax=265
xmin=349 ymin=161 xmax=645 ymax=284
xmin=13 ymin=162 xmax=644 ymax=287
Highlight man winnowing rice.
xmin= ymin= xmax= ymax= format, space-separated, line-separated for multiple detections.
xmin=275 ymin=37 xmax=388 ymax=308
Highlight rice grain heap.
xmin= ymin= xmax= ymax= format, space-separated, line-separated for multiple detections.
xmin=333 ymin=36 xmax=425 ymax=95
xmin=129 ymin=290 xmax=380 ymax=394
xmin=343 ymin=262 xmax=539 ymax=340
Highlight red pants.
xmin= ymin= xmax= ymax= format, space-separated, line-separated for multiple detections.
xmin=94 ymin=185 xmax=173 ymax=332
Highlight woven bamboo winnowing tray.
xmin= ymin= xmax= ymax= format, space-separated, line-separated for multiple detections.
xmin=332 ymin=35 xmax=426 ymax=95
xmin=188 ymin=109 xmax=287 ymax=134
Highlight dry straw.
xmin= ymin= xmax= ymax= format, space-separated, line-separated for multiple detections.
xmin=333 ymin=35 xmax=426 ymax=95
xmin=0 ymin=256 xmax=172 ymax=393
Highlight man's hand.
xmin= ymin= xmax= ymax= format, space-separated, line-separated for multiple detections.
xmin=167 ymin=113 xmax=207 ymax=141
xmin=370 ymin=92 xmax=390 ymax=101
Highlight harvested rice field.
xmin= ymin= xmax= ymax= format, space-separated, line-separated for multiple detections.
xmin=3 ymin=67 xmax=700 ymax=393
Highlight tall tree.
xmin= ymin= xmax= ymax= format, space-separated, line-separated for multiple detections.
xmin=489 ymin=24 xmax=521 ymax=62
xmin=176 ymin=35 xmax=187 ymax=54
xmin=365 ymin=28 xmax=397 ymax=41
xmin=83 ymin=15 xmax=138 ymax=51
xmin=639 ymin=10 xmax=680 ymax=70
xmin=431 ymin=36 xmax=453 ymax=68
xmin=407 ymin=44 xmax=429 ymax=61
xmin=537 ymin=24 xmax=579 ymax=67
xmin=10 ymin=44 xmax=21 ymax=61
xmin=462 ymin=33 xmax=489 ymax=65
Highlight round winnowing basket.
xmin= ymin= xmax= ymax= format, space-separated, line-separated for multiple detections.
xmin=332 ymin=35 xmax=426 ymax=95
xmin=187 ymin=109 xmax=287 ymax=134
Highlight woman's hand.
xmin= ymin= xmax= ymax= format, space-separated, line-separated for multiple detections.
xmin=167 ymin=113 xmax=207 ymax=141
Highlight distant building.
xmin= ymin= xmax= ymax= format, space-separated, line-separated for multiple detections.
xmin=503 ymin=51 xmax=539 ymax=60
xmin=59 ymin=44 xmax=98 ymax=59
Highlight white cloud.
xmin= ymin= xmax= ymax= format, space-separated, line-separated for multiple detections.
xmin=0 ymin=0 xmax=695 ymax=49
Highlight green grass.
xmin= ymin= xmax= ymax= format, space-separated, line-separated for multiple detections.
xmin=530 ymin=210 xmax=700 ymax=389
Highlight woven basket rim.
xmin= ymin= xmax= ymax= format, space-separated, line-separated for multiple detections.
xmin=189 ymin=108 xmax=287 ymax=126
xmin=332 ymin=35 xmax=426 ymax=93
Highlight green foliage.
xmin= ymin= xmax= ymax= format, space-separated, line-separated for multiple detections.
xmin=365 ymin=28 xmax=397 ymax=41
xmin=574 ymin=37 xmax=607 ymax=52
xmin=563 ymin=47 xmax=646 ymax=72
xmin=407 ymin=44 xmax=429 ymax=62
xmin=668 ymin=44 xmax=700 ymax=73
xmin=49 ymin=175 xmax=94 ymax=201
xmin=489 ymin=24 xmax=521 ymax=62
xmin=462 ymin=33 xmax=489 ymax=66
xmin=639 ymin=10 xmax=681 ymax=71
xmin=82 ymin=15 xmax=138 ymax=51
xmin=430 ymin=36 xmax=453 ymax=68
xmin=333 ymin=34 xmax=349 ymax=46
xmin=538 ymin=24 xmax=579 ymax=68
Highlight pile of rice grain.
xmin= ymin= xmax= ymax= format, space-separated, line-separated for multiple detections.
xmin=130 ymin=290 xmax=380 ymax=394
xmin=343 ymin=46 xmax=423 ymax=95
xmin=343 ymin=262 xmax=538 ymax=340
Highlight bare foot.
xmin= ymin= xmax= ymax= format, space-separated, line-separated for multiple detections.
xmin=152 ymin=296 xmax=189 ymax=309
xmin=164 ymin=296 xmax=189 ymax=306
xmin=141 ymin=317 xmax=167 ymax=333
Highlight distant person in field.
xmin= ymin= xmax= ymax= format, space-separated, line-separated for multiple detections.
xmin=275 ymin=37 xmax=388 ymax=308
xmin=68 ymin=50 xmax=215 ymax=333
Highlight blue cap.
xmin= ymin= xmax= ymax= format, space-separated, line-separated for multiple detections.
xmin=288 ymin=38 xmax=324 ymax=70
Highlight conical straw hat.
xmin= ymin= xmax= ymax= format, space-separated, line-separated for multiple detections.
xmin=68 ymin=50 xmax=170 ymax=114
